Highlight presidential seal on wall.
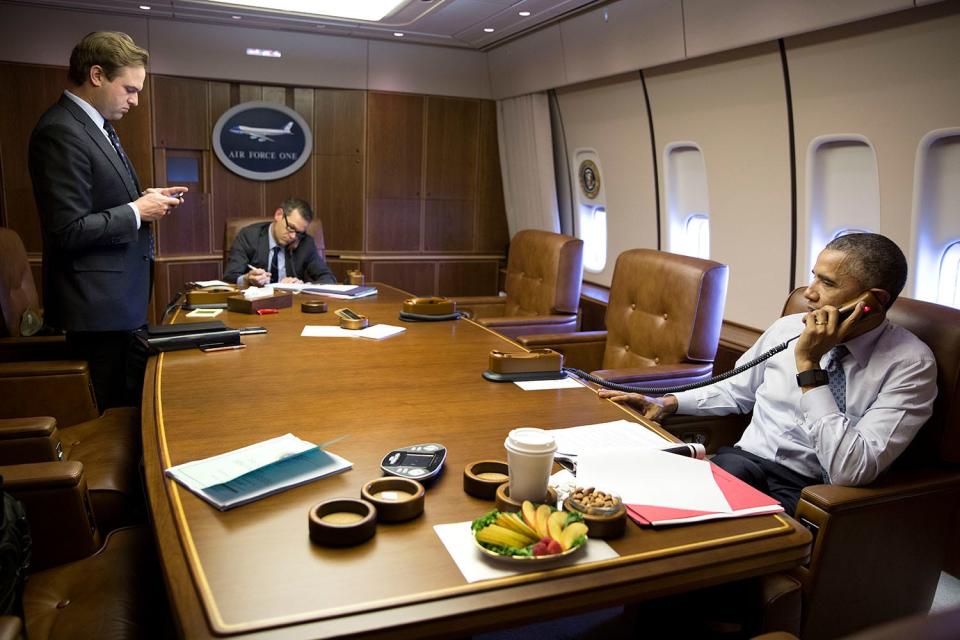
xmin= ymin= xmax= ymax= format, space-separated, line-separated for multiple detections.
xmin=578 ymin=159 xmax=600 ymax=199
xmin=212 ymin=101 xmax=312 ymax=181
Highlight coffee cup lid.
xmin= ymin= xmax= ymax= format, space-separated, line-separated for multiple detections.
xmin=505 ymin=428 xmax=556 ymax=453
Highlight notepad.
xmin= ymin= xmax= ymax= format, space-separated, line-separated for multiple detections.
xmin=165 ymin=434 xmax=352 ymax=510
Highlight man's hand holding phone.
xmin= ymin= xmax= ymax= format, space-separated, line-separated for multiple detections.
xmin=136 ymin=186 xmax=189 ymax=221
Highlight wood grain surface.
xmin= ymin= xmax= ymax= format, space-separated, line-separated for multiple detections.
xmin=142 ymin=284 xmax=810 ymax=639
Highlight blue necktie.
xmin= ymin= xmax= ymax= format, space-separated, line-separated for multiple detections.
xmin=104 ymin=121 xmax=153 ymax=259
xmin=824 ymin=345 xmax=849 ymax=413
xmin=269 ymin=246 xmax=281 ymax=283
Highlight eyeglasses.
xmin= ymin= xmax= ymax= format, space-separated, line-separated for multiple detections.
xmin=282 ymin=212 xmax=307 ymax=238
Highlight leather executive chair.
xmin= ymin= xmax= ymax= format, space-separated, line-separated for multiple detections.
xmin=0 ymin=228 xmax=69 ymax=363
xmin=222 ymin=215 xmax=327 ymax=272
xmin=452 ymin=229 xmax=584 ymax=339
xmin=3 ymin=461 xmax=166 ymax=640
xmin=660 ymin=288 xmax=960 ymax=639
xmin=518 ymin=248 xmax=729 ymax=388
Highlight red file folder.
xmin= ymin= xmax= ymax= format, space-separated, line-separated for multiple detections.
xmin=626 ymin=462 xmax=784 ymax=526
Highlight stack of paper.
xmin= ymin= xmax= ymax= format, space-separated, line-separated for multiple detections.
xmin=274 ymin=283 xmax=378 ymax=299
xmin=301 ymin=324 xmax=406 ymax=340
xmin=165 ymin=433 xmax=352 ymax=510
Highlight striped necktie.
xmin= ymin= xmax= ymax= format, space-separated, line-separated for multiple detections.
xmin=824 ymin=345 xmax=849 ymax=413
xmin=103 ymin=121 xmax=153 ymax=259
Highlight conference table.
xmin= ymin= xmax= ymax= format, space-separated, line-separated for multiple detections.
xmin=142 ymin=284 xmax=811 ymax=639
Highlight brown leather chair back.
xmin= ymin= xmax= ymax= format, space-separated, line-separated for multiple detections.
xmin=502 ymin=230 xmax=583 ymax=317
xmin=0 ymin=228 xmax=40 ymax=338
xmin=782 ymin=286 xmax=960 ymax=465
xmin=603 ymin=249 xmax=728 ymax=370
xmin=222 ymin=216 xmax=326 ymax=269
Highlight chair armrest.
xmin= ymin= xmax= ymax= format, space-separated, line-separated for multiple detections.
xmin=592 ymin=362 xmax=714 ymax=384
xmin=0 ymin=616 xmax=22 ymax=640
xmin=516 ymin=331 xmax=607 ymax=371
xmin=0 ymin=361 xmax=98 ymax=426
xmin=659 ymin=413 xmax=750 ymax=454
xmin=798 ymin=467 xmax=960 ymax=514
xmin=0 ymin=335 xmax=70 ymax=363
xmin=476 ymin=314 xmax=578 ymax=339
xmin=0 ymin=416 xmax=62 ymax=464
xmin=2 ymin=462 xmax=101 ymax=570
xmin=453 ymin=296 xmax=507 ymax=319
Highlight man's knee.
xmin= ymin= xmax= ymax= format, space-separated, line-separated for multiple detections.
xmin=711 ymin=449 xmax=768 ymax=492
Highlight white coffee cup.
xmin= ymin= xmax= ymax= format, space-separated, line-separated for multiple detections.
xmin=504 ymin=428 xmax=557 ymax=503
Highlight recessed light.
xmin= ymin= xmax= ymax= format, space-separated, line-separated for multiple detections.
xmin=246 ymin=48 xmax=282 ymax=57
xmin=393 ymin=32 xmax=404 ymax=37
xmin=483 ymin=27 xmax=495 ymax=33
xmin=518 ymin=11 xmax=531 ymax=17
xmin=139 ymin=4 xmax=151 ymax=9
xmin=232 ymin=15 xmax=242 ymax=19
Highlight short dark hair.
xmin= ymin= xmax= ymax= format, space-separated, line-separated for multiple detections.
xmin=824 ymin=233 xmax=908 ymax=305
xmin=280 ymin=197 xmax=313 ymax=223
xmin=68 ymin=32 xmax=149 ymax=86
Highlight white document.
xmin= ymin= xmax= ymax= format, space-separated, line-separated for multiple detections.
xmin=168 ymin=433 xmax=316 ymax=488
xmin=243 ymin=285 xmax=275 ymax=300
xmin=433 ymin=521 xmax=619 ymax=584
xmin=576 ymin=448 xmax=732 ymax=513
xmin=549 ymin=419 xmax=669 ymax=455
xmin=300 ymin=324 xmax=406 ymax=340
xmin=192 ymin=279 xmax=230 ymax=288
xmin=514 ymin=377 xmax=585 ymax=391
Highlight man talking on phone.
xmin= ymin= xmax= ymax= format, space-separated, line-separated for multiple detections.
xmin=600 ymin=233 xmax=937 ymax=514
xmin=29 ymin=31 xmax=188 ymax=410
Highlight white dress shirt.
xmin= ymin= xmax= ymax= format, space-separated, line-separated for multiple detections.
xmin=673 ymin=313 xmax=937 ymax=485
xmin=62 ymin=90 xmax=141 ymax=226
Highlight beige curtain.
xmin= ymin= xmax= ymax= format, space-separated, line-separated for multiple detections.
xmin=496 ymin=93 xmax=560 ymax=237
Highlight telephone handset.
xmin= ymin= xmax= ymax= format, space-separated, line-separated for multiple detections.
xmin=334 ymin=308 xmax=368 ymax=330
xmin=564 ymin=291 xmax=887 ymax=396
xmin=399 ymin=296 xmax=461 ymax=322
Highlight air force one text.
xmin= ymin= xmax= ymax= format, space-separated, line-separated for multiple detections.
xmin=229 ymin=121 xmax=294 ymax=142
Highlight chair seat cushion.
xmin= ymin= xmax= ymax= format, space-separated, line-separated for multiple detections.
xmin=23 ymin=526 xmax=165 ymax=640
xmin=61 ymin=408 xmax=141 ymax=531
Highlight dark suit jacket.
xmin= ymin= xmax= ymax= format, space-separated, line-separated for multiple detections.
xmin=223 ymin=222 xmax=336 ymax=285
xmin=28 ymin=94 xmax=151 ymax=332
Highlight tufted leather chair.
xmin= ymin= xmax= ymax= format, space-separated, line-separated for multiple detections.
xmin=661 ymin=288 xmax=960 ymax=639
xmin=0 ymin=228 xmax=69 ymax=362
xmin=518 ymin=248 xmax=728 ymax=387
xmin=3 ymin=461 xmax=167 ymax=639
xmin=223 ymin=215 xmax=326 ymax=271
xmin=453 ymin=229 xmax=584 ymax=339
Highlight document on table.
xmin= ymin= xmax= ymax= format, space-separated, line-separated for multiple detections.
xmin=165 ymin=433 xmax=352 ymax=511
xmin=513 ymin=377 xmax=585 ymax=391
xmin=301 ymin=324 xmax=405 ymax=340
xmin=274 ymin=283 xmax=378 ymax=299
xmin=548 ymin=419 xmax=670 ymax=455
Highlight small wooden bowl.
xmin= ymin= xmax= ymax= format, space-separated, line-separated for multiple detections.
xmin=494 ymin=483 xmax=558 ymax=513
xmin=463 ymin=460 xmax=509 ymax=500
xmin=301 ymin=300 xmax=328 ymax=313
xmin=308 ymin=498 xmax=377 ymax=546
xmin=361 ymin=477 xmax=425 ymax=523
xmin=563 ymin=496 xmax=627 ymax=539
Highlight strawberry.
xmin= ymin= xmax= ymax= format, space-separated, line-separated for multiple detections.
xmin=546 ymin=539 xmax=563 ymax=555
xmin=532 ymin=541 xmax=549 ymax=556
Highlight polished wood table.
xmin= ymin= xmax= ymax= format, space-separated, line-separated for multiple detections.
xmin=143 ymin=285 xmax=811 ymax=639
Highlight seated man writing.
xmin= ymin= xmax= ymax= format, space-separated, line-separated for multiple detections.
xmin=600 ymin=233 xmax=937 ymax=514
xmin=223 ymin=197 xmax=336 ymax=287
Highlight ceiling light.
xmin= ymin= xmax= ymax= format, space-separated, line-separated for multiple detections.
xmin=483 ymin=27 xmax=494 ymax=33
xmin=518 ymin=11 xmax=531 ymax=17
xmin=139 ymin=4 xmax=151 ymax=9
xmin=393 ymin=32 xmax=404 ymax=37
xmin=232 ymin=15 xmax=242 ymax=19
xmin=208 ymin=0 xmax=407 ymax=22
xmin=246 ymin=48 xmax=282 ymax=57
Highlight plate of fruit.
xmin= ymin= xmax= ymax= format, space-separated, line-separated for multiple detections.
xmin=471 ymin=500 xmax=588 ymax=562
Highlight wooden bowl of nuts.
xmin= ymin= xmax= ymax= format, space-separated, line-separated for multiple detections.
xmin=563 ymin=486 xmax=627 ymax=539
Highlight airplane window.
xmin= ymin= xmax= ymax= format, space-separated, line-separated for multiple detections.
xmin=684 ymin=214 xmax=710 ymax=259
xmin=937 ymin=241 xmax=960 ymax=309
xmin=580 ymin=205 xmax=607 ymax=272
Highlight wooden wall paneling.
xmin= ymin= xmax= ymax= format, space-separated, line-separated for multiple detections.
xmin=315 ymin=89 xmax=365 ymax=156
xmin=209 ymin=81 xmax=231 ymax=131
xmin=476 ymin=100 xmax=509 ymax=255
xmin=366 ymin=199 xmax=421 ymax=251
xmin=366 ymin=92 xmax=424 ymax=199
xmin=264 ymin=156 xmax=314 ymax=211
xmin=152 ymin=76 xmax=208 ymax=150
xmin=437 ymin=261 xmax=499 ymax=297
xmin=0 ymin=63 xmax=66 ymax=249
xmin=424 ymin=97 xmax=479 ymax=200
xmin=151 ymin=259 xmax=223 ymax=322
xmin=316 ymin=154 xmax=363 ymax=251
xmin=262 ymin=85 xmax=286 ymax=105
xmin=368 ymin=261 xmax=435 ymax=296
xmin=237 ymin=84 xmax=263 ymax=103
xmin=155 ymin=148 xmax=211 ymax=257
xmin=325 ymin=259 xmax=360 ymax=284
xmin=424 ymin=199 xmax=474 ymax=252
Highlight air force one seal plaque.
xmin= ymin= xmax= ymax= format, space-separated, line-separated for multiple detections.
xmin=578 ymin=159 xmax=600 ymax=199
xmin=212 ymin=101 xmax=312 ymax=181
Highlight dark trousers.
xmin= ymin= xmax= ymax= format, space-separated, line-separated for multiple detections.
xmin=66 ymin=330 xmax=147 ymax=411
xmin=711 ymin=446 xmax=820 ymax=515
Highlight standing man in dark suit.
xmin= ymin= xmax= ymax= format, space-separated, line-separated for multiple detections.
xmin=29 ymin=31 xmax=187 ymax=410
xmin=223 ymin=198 xmax=337 ymax=287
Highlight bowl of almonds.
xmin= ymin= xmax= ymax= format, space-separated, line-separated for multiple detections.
xmin=563 ymin=486 xmax=627 ymax=539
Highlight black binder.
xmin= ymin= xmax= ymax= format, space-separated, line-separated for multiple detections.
xmin=135 ymin=321 xmax=241 ymax=353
